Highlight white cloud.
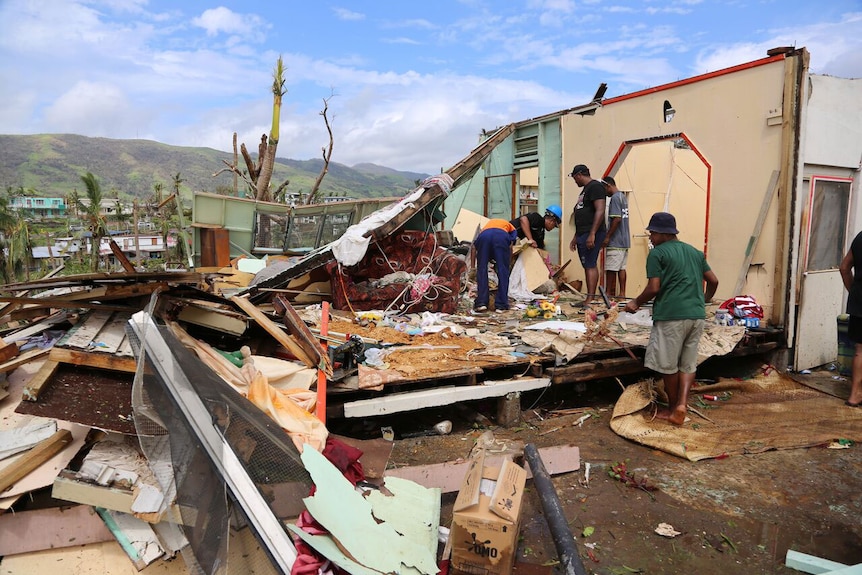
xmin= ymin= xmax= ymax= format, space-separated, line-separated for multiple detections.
xmin=191 ymin=7 xmax=269 ymax=42
xmin=333 ymin=7 xmax=365 ymax=21
xmin=381 ymin=18 xmax=438 ymax=30
xmin=43 ymin=81 xmax=142 ymax=137
xmin=383 ymin=37 xmax=422 ymax=45
xmin=694 ymin=12 xmax=862 ymax=78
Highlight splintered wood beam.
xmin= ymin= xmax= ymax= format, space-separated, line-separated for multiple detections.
xmin=362 ymin=185 xmax=445 ymax=241
xmin=0 ymin=338 xmax=18 ymax=364
xmin=446 ymin=123 xmax=516 ymax=186
xmin=109 ymin=239 xmax=137 ymax=273
xmin=342 ymin=377 xmax=551 ymax=418
xmin=273 ymin=294 xmax=332 ymax=375
xmin=22 ymin=359 xmax=60 ymax=402
xmin=0 ymin=296 xmax=138 ymax=312
xmin=230 ymin=295 xmax=316 ymax=368
xmin=48 ymin=348 xmax=138 ymax=373
xmin=545 ymin=355 xmax=645 ymax=384
xmin=0 ymin=429 xmax=73 ymax=493
xmin=0 ymin=348 xmax=50 ymax=374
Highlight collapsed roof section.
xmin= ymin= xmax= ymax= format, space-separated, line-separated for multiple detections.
xmin=242 ymin=124 xmax=516 ymax=304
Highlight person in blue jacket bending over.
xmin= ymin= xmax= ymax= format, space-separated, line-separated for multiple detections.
xmin=473 ymin=219 xmax=519 ymax=312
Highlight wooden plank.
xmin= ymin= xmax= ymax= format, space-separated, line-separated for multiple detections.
xmin=230 ymin=295 xmax=316 ymax=368
xmin=22 ymin=359 xmax=61 ymax=402
xmin=63 ymin=310 xmax=114 ymax=349
xmin=0 ymin=429 xmax=73 ymax=493
xmin=0 ymin=420 xmax=57 ymax=459
xmin=177 ymin=305 xmax=248 ymax=336
xmin=785 ymin=549 xmax=849 ymax=574
xmin=49 ymin=348 xmax=138 ymax=373
xmin=363 ymin=184 xmax=446 ymax=241
xmin=385 ymin=444 xmax=579 ymax=493
xmin=0 ymin=504 xmax=113 ymax=556
xmin=274 ymin=294 xmax=332 ymax=375
xmin=343 ymin=377 xmax=551 ymax=418
xmin=734 ymin=169 xmax=780 ymax=296
xmin=95 ymin=507 xmax=165 ymax=569
xmin=0 ymin=338 xmax=18 ymax=364
xmin=52 ymin=472 xmax=186 ymax=525
xmin=0 ymin=347 xmax=50 ymax=374
xmin=108 ymin=239 xmax=137 ymax=273
xmin=446 ymin=123 xmax=516 ymax=186
xmin=2 ymin=311 xmax=69 ymax=344
xmin=90 ymin=314 xmax=130 ymax=354
xmin=0 ymin=295 xmax=139 ymax=312
xmin=116 ymin=336 xmax=134 ymax=357
xmin=0 ymin=271 xmax=202 ymax=291
xmin=546 ymin=355 xmax=645 ymax=384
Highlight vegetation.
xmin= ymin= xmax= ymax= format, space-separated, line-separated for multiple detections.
xmin=0 ymin=134 xmax=427 ymax=201
xmin=76 ymin=172 xmax=110 ymax=272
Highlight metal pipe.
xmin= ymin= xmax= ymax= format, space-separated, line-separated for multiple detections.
xmin=523 ymin=443 xmax=588 ymax=575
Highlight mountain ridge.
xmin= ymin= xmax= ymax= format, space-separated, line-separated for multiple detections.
xmin=0 ymin=134 xmax=430 ymax=201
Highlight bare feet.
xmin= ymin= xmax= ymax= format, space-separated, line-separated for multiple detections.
xmin=667 ymin=406 xmax=687 ymax=425
xmin=653 ymin=406 xmax=672 ymax=420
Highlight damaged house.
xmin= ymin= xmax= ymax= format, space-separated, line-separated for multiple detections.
xmin=1 ymin=46 xmax=861 ymax=574
xmin=444 ymin=46 xmax=862 ymax=372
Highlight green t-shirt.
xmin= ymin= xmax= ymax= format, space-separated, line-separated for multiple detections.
xmin=646 ymin=239 xmax=711 ymax=321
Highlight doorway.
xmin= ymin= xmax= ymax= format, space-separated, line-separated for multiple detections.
xmin=605 ymin=135 xmax=710 ymax=297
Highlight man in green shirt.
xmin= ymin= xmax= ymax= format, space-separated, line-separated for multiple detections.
xmin=624 ymin=212 xmax=719 ymax=425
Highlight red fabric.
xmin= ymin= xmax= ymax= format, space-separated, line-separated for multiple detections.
xmin=327 ymin=230 xmax=466 ymax=314
xmin=289 ymin=438 xmax=366 ymax=575
xmin=322 ymin=437 xmax=365 ymax=485
xmin=719 ymin=295 xmax=764 ymax=318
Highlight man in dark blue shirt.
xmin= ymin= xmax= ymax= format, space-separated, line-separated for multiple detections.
xmin=839 ymin=231 xmax=862 ymax=407
xmin=568 ymin=164 xmax=606 ymax=306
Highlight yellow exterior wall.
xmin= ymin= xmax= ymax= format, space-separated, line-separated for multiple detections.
xmin=560 ymin=57 xmax=790 ymax=318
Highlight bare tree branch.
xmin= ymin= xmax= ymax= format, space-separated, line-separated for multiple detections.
xmin=240 ymin=143 xmax=257 ymax=181
xmin=215 ymin=160 xmax=256 ymax=194
xmin=308 ymin=93 xmax=335 ymax=204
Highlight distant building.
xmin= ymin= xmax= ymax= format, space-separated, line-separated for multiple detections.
xmin=32 ymin=234 xmax=166 ymax=268
xmin=8 ymin=197 xmax=66 ymax=218
xmin=76 ymin=198 xmax=132 ymax=217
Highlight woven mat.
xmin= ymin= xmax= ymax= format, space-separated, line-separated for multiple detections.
xmin=610 ymin=371 xmax=862 ymax=461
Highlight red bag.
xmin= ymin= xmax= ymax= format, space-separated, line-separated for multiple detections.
xmin=719 ymin=295 xmax=764 ymax=319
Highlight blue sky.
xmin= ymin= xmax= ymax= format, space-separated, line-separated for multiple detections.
xmin=1 ymin=1 xmax=860 ymax=174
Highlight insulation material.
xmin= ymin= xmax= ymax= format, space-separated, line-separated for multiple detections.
xmin=299 ymin=445 xmax=439 ymax=575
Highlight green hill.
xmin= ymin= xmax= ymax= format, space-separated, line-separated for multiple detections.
xmin=0 ymin=134 xmax=429 ymax=201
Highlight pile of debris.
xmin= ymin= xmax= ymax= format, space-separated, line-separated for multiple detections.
xmin=0 ymin=173 xmax=753 ymax=573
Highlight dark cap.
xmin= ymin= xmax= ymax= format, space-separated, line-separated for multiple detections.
xmin=646 ymin=212 xmax=679 ymax=234
xmin=601 ymin=175 xmax=616 ymax=186
xmin=570 ymin=164 xmax=590 ymax=177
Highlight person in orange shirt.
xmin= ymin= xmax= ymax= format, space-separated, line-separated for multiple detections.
xmin=473 ymin=219 xmax=518 ymax=312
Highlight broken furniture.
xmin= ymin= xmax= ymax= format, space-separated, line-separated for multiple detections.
xmin=326 ymin=230 xmax=466 ymax=314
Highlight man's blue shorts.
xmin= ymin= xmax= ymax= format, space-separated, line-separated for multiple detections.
xmin=576 ymin=229 xmax=607 ymax=269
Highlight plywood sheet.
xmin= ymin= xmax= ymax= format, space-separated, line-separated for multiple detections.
xmin=452 ymin=208 xmax=489 ymax=244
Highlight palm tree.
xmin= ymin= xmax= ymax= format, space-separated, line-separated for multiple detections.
xmin=0 ymin=195 xmax=19 ymax=283
xmin=77 ymin=172 xmax=110 ymax=272
xmin=256 ymin=56 xmax=286 ymax=202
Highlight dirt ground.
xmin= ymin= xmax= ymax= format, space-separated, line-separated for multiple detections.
xmin=329 ymin=354 xmax=862 ymax=575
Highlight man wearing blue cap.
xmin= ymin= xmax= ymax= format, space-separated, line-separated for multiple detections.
xmin=625 ymin=212 xmax=719 ymax=425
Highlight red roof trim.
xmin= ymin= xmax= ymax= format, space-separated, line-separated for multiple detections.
xmin=601 ymin=54 xmax=787 ymax=106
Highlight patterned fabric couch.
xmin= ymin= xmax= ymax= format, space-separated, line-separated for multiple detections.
xmin=326 ymin=230 xmax=466 ymax=314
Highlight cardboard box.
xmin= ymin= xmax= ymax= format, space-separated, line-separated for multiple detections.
xmin=450 ymin=450 xmax=527 ymax=575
